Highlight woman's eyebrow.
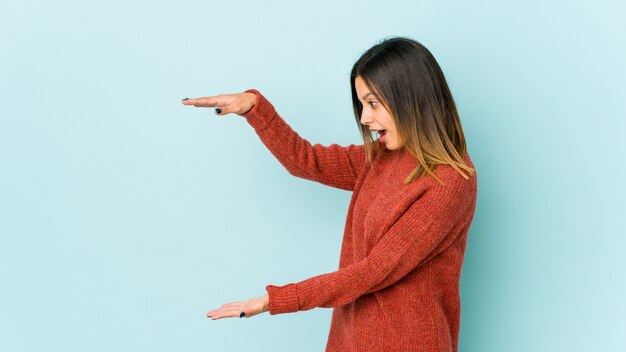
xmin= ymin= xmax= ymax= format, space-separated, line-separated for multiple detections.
xmin=361 ymin=92 xmax=374 ymax=100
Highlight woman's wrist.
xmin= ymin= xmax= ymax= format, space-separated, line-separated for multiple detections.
xmin=261 ymin=293 xmax=270 ymax=312
xmin=244 ymin=92 xmax=257 ymax=113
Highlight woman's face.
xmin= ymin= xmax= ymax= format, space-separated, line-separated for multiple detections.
xmin=355 ymin=76 xmax=403 ymax=150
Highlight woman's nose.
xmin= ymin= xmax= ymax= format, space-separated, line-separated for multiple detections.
xmin=360 ymin=112 xmax=373 ymax=125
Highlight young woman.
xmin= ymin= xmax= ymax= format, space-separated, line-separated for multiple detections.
xmin=182 ymin=36 xmax=477 ymax=352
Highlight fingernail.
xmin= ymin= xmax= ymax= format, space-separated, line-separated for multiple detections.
xmin=239 ymin=312 xmax=245 ymax=318
xmin=215 ymin=108 xmax=222 ymax=114
xmin=182 ymin=97 xmax=189 ymax=101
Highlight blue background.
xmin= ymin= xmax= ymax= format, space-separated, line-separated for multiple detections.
xmin=1 ymin=0 xmax=624 ymax=351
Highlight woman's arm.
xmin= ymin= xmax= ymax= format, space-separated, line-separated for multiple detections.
xmin=263 ymin=171 xmax=477 ymax=314
xmin=240 ymin=89 xmax=367 ymax=191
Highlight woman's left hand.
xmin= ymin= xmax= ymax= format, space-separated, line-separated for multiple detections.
xmin=207 ymin=293 xmax=270 ymax=320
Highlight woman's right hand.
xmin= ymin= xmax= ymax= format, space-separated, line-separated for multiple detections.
xmin=181 ymin=92 xmax=257 ymax=116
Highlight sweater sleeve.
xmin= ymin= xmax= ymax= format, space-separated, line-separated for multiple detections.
xmin=240 ymin=88 xmax=367 ymax=191
xmin=264 ymin=172 xmax=477 ymax=314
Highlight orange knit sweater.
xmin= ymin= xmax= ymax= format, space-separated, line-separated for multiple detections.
xmin=241 ymin=89 xmax=478 ymax=352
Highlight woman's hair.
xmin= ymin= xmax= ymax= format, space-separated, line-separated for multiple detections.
xmin=350 ymin=36 xmax=475 ymax=185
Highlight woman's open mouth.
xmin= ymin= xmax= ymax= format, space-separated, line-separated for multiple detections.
xmin=378 ymin=130 xmax=387 ymax=142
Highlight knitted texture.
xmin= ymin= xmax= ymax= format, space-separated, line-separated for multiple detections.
xmin=242 ymin=89 xmax=478 ymax=352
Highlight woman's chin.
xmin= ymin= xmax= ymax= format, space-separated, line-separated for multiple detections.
xmin=383 ymin=141 xmax=397 ymax=150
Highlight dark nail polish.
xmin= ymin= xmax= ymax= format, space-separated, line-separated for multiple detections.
xmin=215 ymin=108 xmax=222 ymax=114
xmin=239 ymin=312 xmax=245 ymax=318
xmin=182 ymin=97 xmax=189 ymax=101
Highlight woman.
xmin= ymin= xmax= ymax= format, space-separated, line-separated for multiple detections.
xmin=182 ymin=36 xmax=477 ymax=352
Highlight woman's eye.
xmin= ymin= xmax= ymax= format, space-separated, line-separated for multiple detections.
xmin=368 ymin=101 xmax=377 ymax=107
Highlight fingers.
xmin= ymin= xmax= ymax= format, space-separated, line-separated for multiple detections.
xmin=181 ymin=92 xmax=252 ymax=116
xmin=207 ymin=301 xmax=242 ymax=320
xmin=181 ymin=96 xmax=221 ymax=108
xmin=213 ymin=104 xmax=232 ymax=116
xmin=207 ymin=308 xmax=247 ymax=320
xmin=181 ymin=95 xmax=235 ymax=116
xmin=207 ymin=297 xmax=266 ymax=320
xmin=207 ymin=304 xmax=248 ymax=320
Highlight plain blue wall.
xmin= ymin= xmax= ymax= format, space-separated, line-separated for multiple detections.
xmin=1 ymin=0 xmax=624 ymax=351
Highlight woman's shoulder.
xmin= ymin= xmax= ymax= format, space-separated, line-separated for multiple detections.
xmin=402 ymin=152 xmax=475 ymax=194
xmin=428 ymin=153 xmax=477 ymax=196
